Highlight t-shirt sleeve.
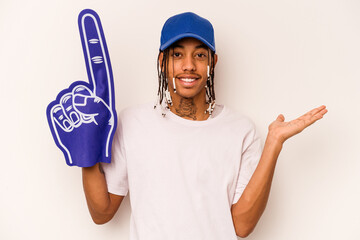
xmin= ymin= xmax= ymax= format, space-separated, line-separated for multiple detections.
xmin=101 ymin=116 xmax=129 ymax=196
xmin=232 ymin=123 xmax=263 ymax=205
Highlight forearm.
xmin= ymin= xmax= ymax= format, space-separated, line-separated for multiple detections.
xmin=82 ymin=163 xmax=118 ymax=224
xmin=232 ymin=106 xmax=327 ymax=237
xmin=231 ymin=134 xmax=283 ymax=237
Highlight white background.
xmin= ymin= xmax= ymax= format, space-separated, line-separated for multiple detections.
xmin=1 ymin=0 xmax=359 ymax=239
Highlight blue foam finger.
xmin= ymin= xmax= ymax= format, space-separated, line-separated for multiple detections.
xmin=78 ymin=9 xmax=115 ymax=108
xmin=46 ymin=9 xmax=117 ymax=167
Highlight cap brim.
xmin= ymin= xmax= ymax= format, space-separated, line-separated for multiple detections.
xmin=160 ymin=33 xmax=215 ymax=52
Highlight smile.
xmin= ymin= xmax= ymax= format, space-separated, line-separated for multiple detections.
xmin=179 ymin=78 xmax=196 ymax=83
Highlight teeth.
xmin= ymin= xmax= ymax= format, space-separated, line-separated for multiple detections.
xmin=180 ymin=78 xmax=196 ymax=82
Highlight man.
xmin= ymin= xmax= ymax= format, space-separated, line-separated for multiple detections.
xmin=82 ymin=12 xmax=327 ymax=239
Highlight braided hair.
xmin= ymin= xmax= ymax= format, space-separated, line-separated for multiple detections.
xmin=156 ymin=48 xmax=216 ymax=105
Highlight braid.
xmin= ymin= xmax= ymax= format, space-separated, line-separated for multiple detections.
xmin=157 ymin=49 xmax=170 ymax=105
xmin=205 ymin=50 xmax=216 ymax=103
xmin=210 ymin=50 xmax=216 ymax=101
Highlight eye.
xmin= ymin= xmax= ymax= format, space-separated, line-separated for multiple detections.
xmin=173 ymin=52 xmax=181 ymax=58
xmin=196 ymin=53 xmax=207 ymax=58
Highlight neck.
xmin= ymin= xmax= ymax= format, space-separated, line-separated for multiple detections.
xmin=168 ymin=89 xmax=209 ymax=121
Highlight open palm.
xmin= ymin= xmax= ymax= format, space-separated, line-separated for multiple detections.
xmin=269 ymin=105 xmax=328 ymax=144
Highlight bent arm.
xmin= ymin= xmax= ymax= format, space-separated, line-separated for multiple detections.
xmin=82 ymin=163 xmax=124 ymax=224
xmin=231 ymin=135 xmax=281 ymax=237
xmin=231 ymin=106 xmax=327 ymax=237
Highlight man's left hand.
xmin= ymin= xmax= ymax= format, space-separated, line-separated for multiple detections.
xmin=268 ymin=105 xmax=328 ymax=144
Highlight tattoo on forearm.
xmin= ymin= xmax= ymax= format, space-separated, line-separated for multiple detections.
xmin=98 ymin=163 xmax=105 ymax=175
xmin=175 ymin=98 xmax=197 ymax=120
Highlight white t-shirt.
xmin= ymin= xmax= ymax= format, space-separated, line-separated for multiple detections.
xmin=102 ymin=103 xmax=262 ymax=240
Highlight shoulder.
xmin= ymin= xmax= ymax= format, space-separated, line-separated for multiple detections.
xmin=118 ymin=102 xmax=155 ymax=120
xmin=221 ymin=105 xmax=257 ymax=132
xmin=116 ymin=102 xmax=160 ymax=130
xmin=221 ymin=106 xmax=262 ymax=150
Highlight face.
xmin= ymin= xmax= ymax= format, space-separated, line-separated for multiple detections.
xmin=160 ymin=37 xmax=217 ymax=100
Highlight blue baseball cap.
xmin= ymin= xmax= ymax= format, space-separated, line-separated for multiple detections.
xmin=160 ymin=12 xmax=216 ymax=52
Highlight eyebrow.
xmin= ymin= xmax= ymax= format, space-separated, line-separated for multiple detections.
xmin=195 ymin=44 xmax=208 ymax=50
xmin=172 ymin=44 xmax=183 ymax=49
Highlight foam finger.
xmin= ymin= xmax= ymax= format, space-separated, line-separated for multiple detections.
xmin=72 ymin=85 xmax=93 ymax=123
xmin=51 ymin=104 xmax=73 ymax=132
xmin=60 ymin=93 xmax=81 ymax=127
xmin=72 ymin=84 xmax=93 ymax=96
xmin=78 ymin=9 xmax=114 ymax=108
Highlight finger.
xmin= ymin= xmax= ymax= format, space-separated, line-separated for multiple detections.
xmin=276 ymin=114 xmax=285 ymax=122
xmin=60 ymin=93 xmax=81 ymax=127
xmin=319 ymin=108 xmax=328 ymax=116
xmin=305 ymin=105 xmax=327 ymax=117
xmin=72 ymin=85 xmax=93 ymax=123
xmin=298 ymin=105 xmax=326 ymax=123
xmin=310 ymin=108 xmax=328 ymax=122
xmin=72 ymin=84 xmax=93 ymax=96
xmin=73 ymin=95 xmax=109 ymax=114
xmin=73 ymin=95 xmax=111 ymax=125
xmin=78 ymin=9 xmax=114 ymax=109
xmin=50 ymin=104 xmax=73 ymax=132
xmin=303 ymin=106 xmax=328 ymax=127
xmin=305 ymin=105 xmax=326 ymax=118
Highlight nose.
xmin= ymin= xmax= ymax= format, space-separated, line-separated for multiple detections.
xmin=181 ymin=55 xmax=196 ymax=72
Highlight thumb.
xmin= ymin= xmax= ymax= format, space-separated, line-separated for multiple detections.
xmin=74 ymin=95 xmax=110 ymax=116
xmin=276 ymin=114 xmax=285 ymax=122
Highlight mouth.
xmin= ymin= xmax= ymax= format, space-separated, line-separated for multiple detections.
xmin=176 ymin=76 xmax=200 ymax=87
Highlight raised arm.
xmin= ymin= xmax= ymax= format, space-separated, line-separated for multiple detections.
xmin=82 ymin=163 xmax=124 ymax=224
xmin=231 ymin=105 xmax=328 ymax=237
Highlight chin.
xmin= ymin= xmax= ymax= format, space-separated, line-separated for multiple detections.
xmin=176 ymin=90 xmax=203 ymax=100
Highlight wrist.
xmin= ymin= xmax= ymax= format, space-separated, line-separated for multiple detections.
xmin=265 ymin=132 xmax=284 ymax=152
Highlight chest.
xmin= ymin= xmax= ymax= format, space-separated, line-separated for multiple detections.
xmin=124 ymin=122 xmax=245 ymax=196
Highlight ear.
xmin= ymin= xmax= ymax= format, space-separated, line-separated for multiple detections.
xmin=213 ymin=53 xmax=218 ymax=67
